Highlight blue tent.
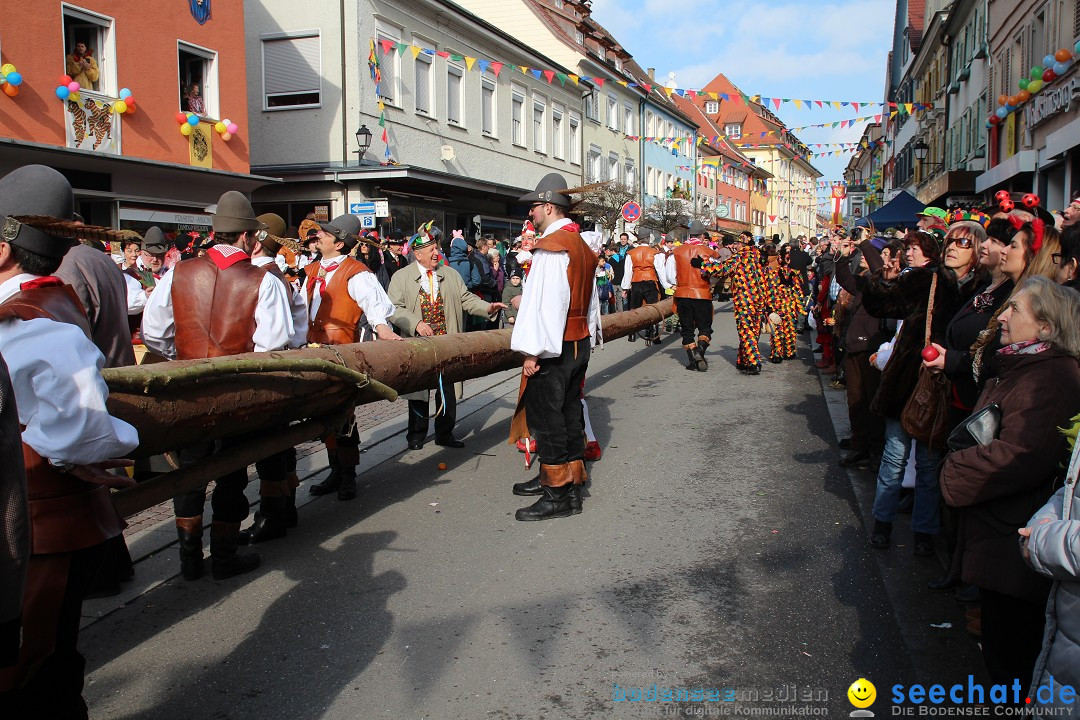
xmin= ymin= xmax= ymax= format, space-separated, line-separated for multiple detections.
xmin=855 ymin=190 xmax=926 ymax=229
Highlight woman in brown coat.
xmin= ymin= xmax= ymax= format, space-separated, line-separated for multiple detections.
xmin=940 ymin=276 xmax=1080 ymax=688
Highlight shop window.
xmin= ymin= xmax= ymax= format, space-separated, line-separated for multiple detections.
xmin=63 ymin=5 xmax=115 ymax=95
xmin=262 ymin=32 xmax=321 ymax=109
xmin=178 ymin=42 xmax=218 ymax=117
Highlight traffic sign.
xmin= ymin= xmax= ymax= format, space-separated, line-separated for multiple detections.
xmin=349 ymin=202 xmax=376 ymax=215
xmin=359 ymin=214 xmax=377 ymax=229
xmin=621 ymin=201 xmax=641 ymax=222
xmin=373 ymin=200 xmax=389 ymax=217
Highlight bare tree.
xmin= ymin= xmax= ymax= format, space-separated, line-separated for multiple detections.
xmin=639 ymin=197 xmax=693 ymax=235
xmin=574 ymin=181 xmax=638 ymax=237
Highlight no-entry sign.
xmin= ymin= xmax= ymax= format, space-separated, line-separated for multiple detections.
xmin=621 ymin=201 xmax=641 ymax=222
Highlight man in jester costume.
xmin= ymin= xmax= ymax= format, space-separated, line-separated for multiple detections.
xmin=717 ymin=230 xmax=766 ymax=375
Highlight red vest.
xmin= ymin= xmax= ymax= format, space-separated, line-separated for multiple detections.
xmin=533 ymin=229 xmax=597 ymax=342
xmin=0 ymin=284 xmax=125 ymax=554
xmin=628 ymin=245 xmax=660 ymax=282
xmin=171 ymin=253 xmax=268 ymax=359
xmin=673 ymin=243 xmax=719 ymax=300
xmin=304 ymin=257 xmax=370 ymax=345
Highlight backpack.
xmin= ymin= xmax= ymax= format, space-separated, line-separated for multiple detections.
xmin=469 ymin=252 xmax=498 ymax=295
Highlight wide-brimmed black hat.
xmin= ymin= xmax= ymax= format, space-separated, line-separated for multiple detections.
xmin=518 ymin=173 xmax=572 ymax=208
xmin=387 ymin=230 xmax=406 ymax=246
xmin=210 ymin=191 xmax=267 ymax=233
xmin=317 ymin=213 xmax=362 ymax=249
xmin=142 ymin=226 xmax=169 ymax=254
xmin=0 ymin=165 xmax=77 ymax=259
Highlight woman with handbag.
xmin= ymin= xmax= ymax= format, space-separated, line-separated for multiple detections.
xmin=941 ymin=276 xmax=1080 ymax=688
xmin=859 ymin=230 xmax=978 ymax=555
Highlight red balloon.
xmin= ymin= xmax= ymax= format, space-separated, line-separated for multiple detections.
xmin=58 ymin=75 xmax=72 ymax=86
xmin=921 ymin=346 xmax=940 ymax=362
xmin=989 ymin=115 xmax=1001 ymax=125
xmin=175 ymin=112 xmax=188 ymax=124
xmin=1021 ymin=193 xmax=1040 ymax=208
xmin=995 ymin=190 xmax=1011 ymax=202
xmin=1043 ymin=68 xmax=1057 ymax=82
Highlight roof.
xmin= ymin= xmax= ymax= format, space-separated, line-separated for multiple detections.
xmin=908 ymin=0 xmax=925 ymax=53
xmin=670 ymin=93 xmax=756 ymax=168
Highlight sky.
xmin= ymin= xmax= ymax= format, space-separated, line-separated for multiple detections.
xmin=590 ymin=0 xmax=895 ymax=213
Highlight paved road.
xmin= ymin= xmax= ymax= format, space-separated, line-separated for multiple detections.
xmin=81 ymin=304 xmax=985 ymax=719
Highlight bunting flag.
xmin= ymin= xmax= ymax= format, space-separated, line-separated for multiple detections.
xmin=368 ymin=39 xmax=393 ymax=163
xmin=375 ymin=34 xmax=935 ymax=111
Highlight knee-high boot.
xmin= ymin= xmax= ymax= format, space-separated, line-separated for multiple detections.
xmin=176 ymin=515 xmax=204 ymax=581
xmin=210 ymin=521 xmax=261 ymax=580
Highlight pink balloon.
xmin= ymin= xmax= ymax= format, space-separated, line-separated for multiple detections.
xmin=226 ymin=123 xmax=238 ymax=135
xmin=67 ymin=81 xmax=80 ymax=92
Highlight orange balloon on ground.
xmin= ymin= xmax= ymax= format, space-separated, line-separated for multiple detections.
xmin=438 ymin=463 xmax=447 ymax=471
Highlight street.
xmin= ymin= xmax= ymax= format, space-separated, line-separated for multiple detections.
xmin=81 ymin=303 xmax=985 ymax=719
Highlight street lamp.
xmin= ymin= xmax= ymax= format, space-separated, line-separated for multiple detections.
xmin=913 ymin=140 xmax=942 ymax=173
xmin=354 ymin=124 xmax=372 ymax=159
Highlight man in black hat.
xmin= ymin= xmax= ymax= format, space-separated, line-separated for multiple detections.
xmin=387 ymin=227 xmax=505 ymax=450
xmin=0 ymin=164 xmax=139 ymax=716
xmin=619 ymin=228 xmax=665 ymax=342
xmin=384 ymin=230 xmax=410 ymax=279
xmin=508 ymin=173 xmax=599 ymax=521
xmin=303 ymin=213 xmax=400 ymax=503
xmin=122 ymin=226 xmax=168 ymax=345
xmin=142 ymin=190 xmax=294 ymax=581
xmin=665 ymin=220 xmax=719 ymax=371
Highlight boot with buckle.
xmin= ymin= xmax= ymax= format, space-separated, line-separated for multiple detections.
xmin=176 ymin=515 xmax=204 ymax=581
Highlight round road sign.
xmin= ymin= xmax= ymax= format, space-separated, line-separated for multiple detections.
xmin=621 ymin=201 xmax=642 ymax=222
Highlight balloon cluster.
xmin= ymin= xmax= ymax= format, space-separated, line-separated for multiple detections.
xmin=53 ymin=78 xmax=136 ymax=114
xmin=0 ymin=63 xmax=24 ymax=98
xmin=989 ymin=42 xmax=1078 ymax=127
xmin=176 ymin=113 xmax=238 ymax=141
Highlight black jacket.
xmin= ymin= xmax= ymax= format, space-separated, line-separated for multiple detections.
xmin=834 ymin=255 xmax=891 ymax=354
xmin=941 ymin=277 xmax=1013 ymax=411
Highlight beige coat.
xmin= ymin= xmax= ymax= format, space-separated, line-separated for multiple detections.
xmin=386 ymin=261 xmax=493 ymax=400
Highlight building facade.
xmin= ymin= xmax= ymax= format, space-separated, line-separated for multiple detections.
xmin=245 ymin=0 xmax=584 ymax=239
xmin=0 ymin=1 xmax=265 ymax=240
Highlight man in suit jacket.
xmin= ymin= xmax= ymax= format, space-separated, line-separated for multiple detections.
xmin=56 ymin=240 xmax=136 ymax=368
xmin=386 ymin=228 xmax=505 ymax=450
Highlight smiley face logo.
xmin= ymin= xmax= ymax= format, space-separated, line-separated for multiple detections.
xmin=847 ymin=678 xmax=876 ymax=709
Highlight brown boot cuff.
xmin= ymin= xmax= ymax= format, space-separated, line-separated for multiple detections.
xmin=698 ymin=335 xmax=711 ymax=344
xmin=539 ymin=463 xmax=574 ymax=487
xmin=569 ymin=459 xmax=589 ymax=485
xmin=176 ymin=516 xmax=204 ymax=534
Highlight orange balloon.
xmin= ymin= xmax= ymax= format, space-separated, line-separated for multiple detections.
xmin=1055 ymin=49 xmax=1073 ymax=62
xmin=1008 ymin=95 xmax=1020 ymax=106
xmin=997 ymin=94 xmax=1009 ymax=106
xmin=3 ymin=84 xmax=18 ymax=97
xmin=1017 ymin=90 xmax=1032 ymax=103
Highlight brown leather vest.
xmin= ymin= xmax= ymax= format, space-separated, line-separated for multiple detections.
xmin=628 ymin=245 xmax=660 ymax=283
xmin=171 ymin=255 xmax=267 ymax=359
xmin=533 ymin=229 xmax=597 ymax=342
xmin=304 ymin=256 xmax=369 ymax=345
xmin=673 ymin=243 xmax=719 ymax=300
xmin=0 ymin=285 xmax=125 ymax=554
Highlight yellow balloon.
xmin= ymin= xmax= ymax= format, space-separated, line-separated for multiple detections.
xmin=113 ymin=101 xmax=128 ymax=114
xmin=0 ymin=64 xmax=15 ymax=75
xmin=214 ymin=121 xmax=226 ymax=133
xmin=180 ymin=123 xmax=193 ymax=136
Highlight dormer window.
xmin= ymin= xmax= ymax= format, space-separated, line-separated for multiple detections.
xmin=597 ymin=46 xmax=605 ymax=61
xmin=705 ymin=101 xmax=719 ymax=114
xmin=575 ymin=30 xmax=584 ymax=45
xmin=725 ymin=123 xmax=742 ymax=139
xmin=554 ymin=0 xmax=564 ymax=7
xmin=615 ymin=58 xmax=622 ymax=71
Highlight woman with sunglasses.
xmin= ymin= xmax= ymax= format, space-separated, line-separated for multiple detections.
xmin=858 ymin=229 xmax=979 ymax=555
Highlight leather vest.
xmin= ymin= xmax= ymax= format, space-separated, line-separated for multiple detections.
xmin=304 ymin=257 xmax=369 ymax=345
xmin=533 ymin=229 xmax=597 ymax=342
xmin=628 ymin=245 xmax=660 ymax=283
xmin=0 ymin=285 xmax=125 ymax=554
xmin=673 ymin=243 xmax=719 ymax=300
xmin=171 ymin=256 xmax=267 ymax=359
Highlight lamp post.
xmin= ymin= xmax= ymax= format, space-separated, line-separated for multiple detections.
xmin=354 ymin=124 xmax=372 ymax=160
xmin=913 ymin=140 xmax=943 ymax=176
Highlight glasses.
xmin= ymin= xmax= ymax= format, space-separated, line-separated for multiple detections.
xmin=529 ymin=203 xmax=545 ymax=210
xmin=946 ymin=235 xmax=974 ymax=248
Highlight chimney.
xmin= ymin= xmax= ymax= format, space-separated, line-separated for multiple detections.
xmin=647 ymin=68 xmax=655 ymax=80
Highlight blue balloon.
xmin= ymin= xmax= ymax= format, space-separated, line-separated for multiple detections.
xmin=996 ymin=106 xmax=1008 ymax=118
xmin=1054 ymin=61 xmax=1071 ymax=75
xmin=119 ymin=87 xmax=131 ymax=99
xmin=6 ymin=72 xmax=22 ymax=86
xmin=55 ymin=85 xmax=70 ymax=99
xmin=1044 ymin=54 xmax=1057 ymax=68
xmin=187 ymin=115 xmax=199 ymax=126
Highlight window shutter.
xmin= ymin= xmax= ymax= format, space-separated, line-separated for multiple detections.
xmin=415 ymin=58 xmax=430 ymax=113
xmin=263 ymin=36 xmax=320 ymax=96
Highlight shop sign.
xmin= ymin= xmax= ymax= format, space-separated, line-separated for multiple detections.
xmin=1023 ymin=76 xmax=1080 ymax=130
xmin=314 ymin=205 xmax=330 ymax=221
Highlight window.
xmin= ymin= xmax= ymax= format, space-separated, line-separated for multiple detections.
xmin=598 ymin=46 xmax=606 ymax=61
xmin=646 ymin=112 xmax=655 ymax=137
xmin=575 ymin=30 xmax=584 ymax=45
xmin=554 ymin=0 xmax=564 ymax=7
xmin=624 ymin=104 xmax=635 ymax=135
xmin=533 ymin=96 xmax=546 ymax=153
xmin=607 ymin=94 xmax=618 ymax=131
xmin=552 ymin=104 xmax=564 ymax=159
xmin=512 ymin=86 xmax=525 ymax=146
xmin=615 ymin=58 xmax=623 ymax=72
xmin=376 ymin=26 xmax=400 ymax=105
xmin=724 ymin=123 xmax=742 ymax=139
xmin=414 ymin=50 xmax=433 ymax=116
xmin=63 ymin=5 xmax=115 ymax=94
xmin=178 ymin=41 xmax=219 ymax=117
xmin=608 ymin=152 xmax=620 ymax=182
xmin=481 ymin=77 xmax=496 ymax=135
xmin=705 ymin=101 xmax=719 ymax=114
xmin=625 ymin=160 xmax=635 ymax=189
xmin=585 ymin=91 xmax=599 ymax=122
xmin=569 ymin=112 xmax=581 ymax=164
xmin=588 ymin=144 xmax=602 ymax=182
xmin=447 ymin=63 xmax=463 ymax=125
